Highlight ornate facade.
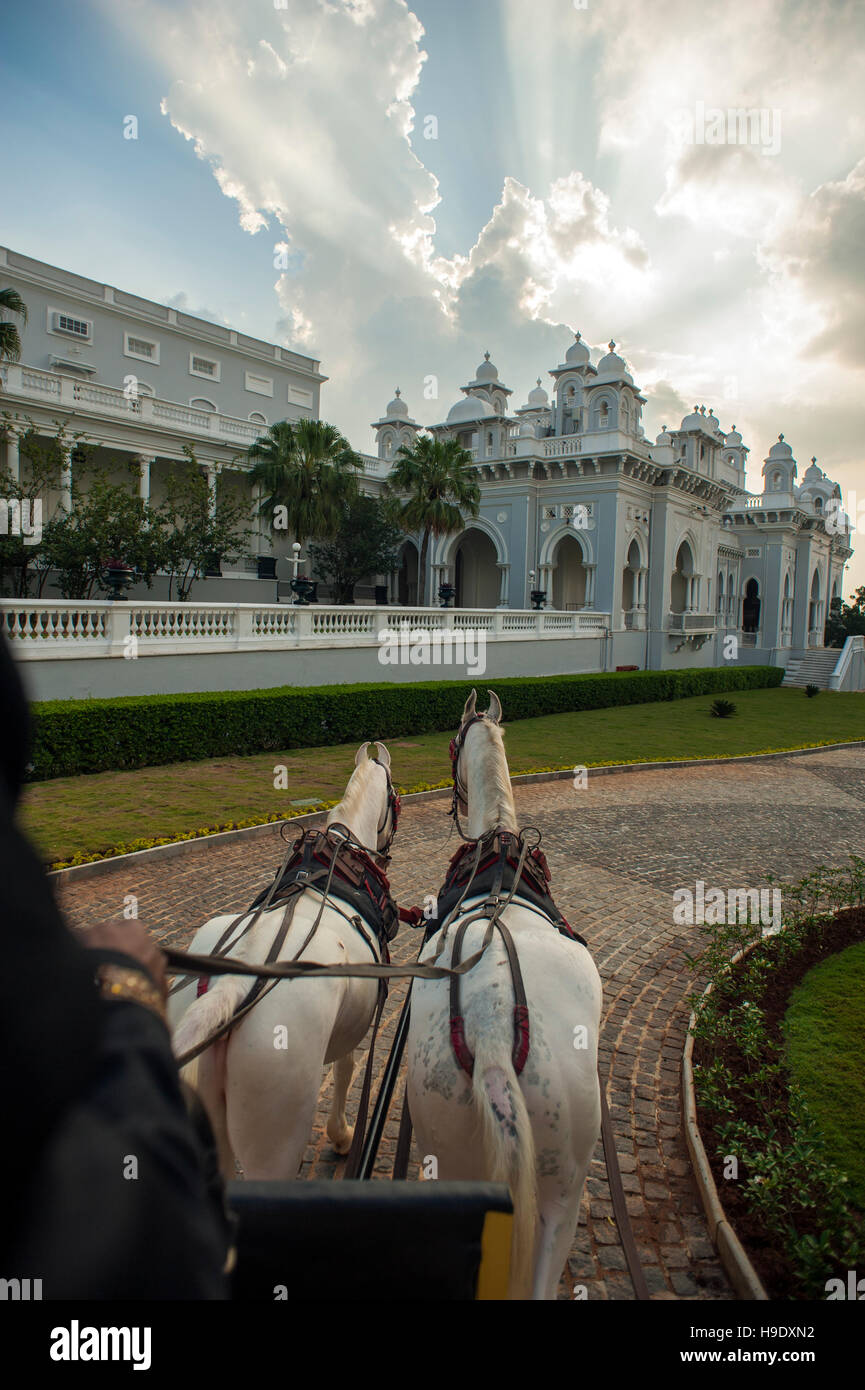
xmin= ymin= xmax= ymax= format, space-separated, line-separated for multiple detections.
xmin=372 ymin=337 xmax=853 ymax=673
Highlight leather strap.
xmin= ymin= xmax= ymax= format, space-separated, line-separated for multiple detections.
xmin=598 ymin=1069 xmax=650 ymax=1300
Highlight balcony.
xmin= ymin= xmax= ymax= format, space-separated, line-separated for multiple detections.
xmin=667 ymin=612 xmax=715 ymax=633
xmin=0 ymin=362 xmax=265 ymax=449
xmin=623 ymin=609 xmax=646 ymax=631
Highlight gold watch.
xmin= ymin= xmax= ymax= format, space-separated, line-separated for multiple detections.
xmin=95 ymin=963 xmax=167 ymax=1023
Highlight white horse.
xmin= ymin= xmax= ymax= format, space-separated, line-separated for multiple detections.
xmin=406 ymin=690 xmax=602 ymax=1299
xmin=168 ymin=742 xmax=396 ymax=1180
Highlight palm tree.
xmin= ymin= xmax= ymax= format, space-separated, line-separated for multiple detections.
xmin=247 ymin=418 xmax=363 ymax=545
xmin=0 ymin=288 xmax=28 ymax=373
xmin=386 ymin=434 xmax=481 ymax=605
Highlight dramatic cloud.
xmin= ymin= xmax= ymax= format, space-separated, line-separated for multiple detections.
xmin=95 ymin=0 xmax=864 ymax=582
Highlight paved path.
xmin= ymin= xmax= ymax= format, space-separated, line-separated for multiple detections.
xmin=55 ymin=746 xmax=865 ymax=1299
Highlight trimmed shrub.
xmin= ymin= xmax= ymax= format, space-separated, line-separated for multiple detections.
xmin=805 ymin=684 xmax=820 ymax=699
xmin=28 ymin=665 xmax=784 ymax=782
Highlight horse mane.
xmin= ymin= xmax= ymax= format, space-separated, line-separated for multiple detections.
xmin=472 ymin=720 xmax=517 ymax=833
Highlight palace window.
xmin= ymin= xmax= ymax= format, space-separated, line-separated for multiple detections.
xmin=189 ymin=353 xmax=221 ymax=381
xmin=124 ymin=332 xmax=160 ymax=363
xmin=50 ymin=309 xmax=92 ymax=340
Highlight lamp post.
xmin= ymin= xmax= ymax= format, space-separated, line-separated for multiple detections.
xmin=529 ymin=568 xmax=547 ymax=611
xmin=289 ymin=541 xmax=315 ymax=605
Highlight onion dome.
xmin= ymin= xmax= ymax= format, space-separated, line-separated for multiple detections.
xmin=725 ymin=424 xmax=743 ymax=446
xmin=446 ymin=394 xmax=498 ymax=424
xmin=475 ymin=350 xmax=498 ymax=383
xmin=384 ymin=387 xmax=408 ymax=418
xmin=527 ymin=377 xmax=549 ymax=407
xmin=565 ymin=331 xmax=591 ymax=366
xmin=767 ymin=433 xmax=793 ymax=459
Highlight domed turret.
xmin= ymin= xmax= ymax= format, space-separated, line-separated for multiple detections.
xmin=527 ymin=378 xmax=549 ymax=407
xmin=762 ymin=433 xmax=798 ymax=495
xmin=565 ymin=331 xmax=590 ymax=366
xmin=446 ymin=394 xmax=498 ymax=425
xmin=595 ymin=339 xmax=633 ymax=383
xmin=475 ymin=351 xmax=498 ymax=383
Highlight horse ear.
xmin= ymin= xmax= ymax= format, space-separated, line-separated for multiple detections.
xmin=487 ymin=689 xmax=503 ymax=724
xmin=355 ymin=742 xmax=371 ymax=766
xmin=462 ymin=689 xmax=477 ymax=721
xmin=374 ymin=741 xmax=391 ymax=769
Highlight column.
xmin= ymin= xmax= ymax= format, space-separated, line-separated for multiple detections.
xmin=496 ymin=562 xmax=510 ymax=608
xmin=204 ymin=463 xmax=218 ymax=519
xmin=584 ymin=564 xmax=596 ymax=608
xmin=5 ymin=430 xmax=20 ymax=484
xmin=60 ymin=446 xmax=72 ymax=513
xmin=137 ymin=454 xmax=154 ymax=505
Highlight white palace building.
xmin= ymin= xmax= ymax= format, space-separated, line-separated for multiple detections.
xmin=1 ymin=246 xmax=860 ymax=700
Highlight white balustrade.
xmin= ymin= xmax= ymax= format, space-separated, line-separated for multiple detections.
xmin=0 ymin=599 xmax=612 ymax=661
xmin=0 ymin=362 xmax=263 ymax=447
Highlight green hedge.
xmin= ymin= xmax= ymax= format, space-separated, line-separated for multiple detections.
xmin=28 ymin=665 xmax=784 ymax=782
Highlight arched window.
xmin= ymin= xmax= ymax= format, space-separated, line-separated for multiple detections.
xmin=248 ymin=411 xmax=267 ymax=426
xmin=717 ymin=571 xmax=724 ymax=614
xmin=814 ymin=496 xmax=823 ymax=512
xmin=743 ymin=578 xmax=760 ymax=633
xmin=190 ymin=397 xmax=217 ymax=412
xmin=772 ymin=470 xmax=782 ymax=490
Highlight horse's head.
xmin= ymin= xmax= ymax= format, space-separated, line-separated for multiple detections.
xmin=449 ymin=689 xmax=506 ymax=829
xmin=347 ymin=741 xmax=400 ymax=857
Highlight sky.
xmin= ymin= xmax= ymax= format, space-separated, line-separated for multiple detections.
xmin=1 ymin=0 xmax=864 ymax=590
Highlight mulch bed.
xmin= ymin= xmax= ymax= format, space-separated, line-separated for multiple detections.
xmin=693 ymin=906 xmax=865 ymax=1299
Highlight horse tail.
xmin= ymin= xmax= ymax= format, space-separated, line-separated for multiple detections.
xmin=172 ymin=974 xmax=249 ymax=1091
xmin=472 ymin=1035 xmax=537 ymax=1300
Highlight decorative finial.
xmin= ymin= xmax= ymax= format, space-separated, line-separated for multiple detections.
xmin=694 ymin=405 xmax=699 ymax=413
xmin=394 ymin=387 xmax=401 ymax=398
xmin=700 ymin=405 xmax=706 ymax=415
xmin=536 ymin=377 xmax=542 ymax=387
xmin=732 ymin=424 xmax=736 ymax=431
xmin=661 ymin=424 xmax=667 ymax=432
xmin=484 ymin=350 xmax=490 ymax=361
xmin=811 ymin=456 xmax=817 ymax=465
xmin=778 ymin=433 xmax=784 ymax=441
xmin=575 ymin=331 xmax=581 ymax=342
xmin=708 ymin=407 xmax=715 ymax=416
xmin=609 ymin=340 xmax=616 ymax=352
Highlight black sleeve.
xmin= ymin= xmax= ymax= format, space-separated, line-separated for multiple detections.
xmin=9 ymin=993 xmax=231 ymax=1300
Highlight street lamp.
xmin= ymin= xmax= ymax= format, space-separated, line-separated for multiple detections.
xmin=529 ymin=568 xmax=547 ymax=611
xmin=289 ymin=541 xmax=315 ymax=605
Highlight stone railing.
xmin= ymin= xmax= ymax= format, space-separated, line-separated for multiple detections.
xmin=0 ymin=600 xmax=611 ymax=660
xmin=0 ymin=363 xmax=264 ymax=447
xmin=667 ymin=612 xmax=716 ymax=631
xmin=829 ymin=635 xmax=865 ymax=692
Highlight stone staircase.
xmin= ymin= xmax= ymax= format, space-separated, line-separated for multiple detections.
xmin=781 ymin=648 xmax=840 ymax=690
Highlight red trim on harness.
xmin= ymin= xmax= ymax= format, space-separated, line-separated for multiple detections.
xmin=398 ymin=904 xmax=424 ymax=926
xmin=450 ymin=1015 xmax=475 ymax=1078
xmin=197 ymin=976 xmax=209 ymax=998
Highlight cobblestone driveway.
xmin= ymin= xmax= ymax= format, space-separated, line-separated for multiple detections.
xmin=55 ymin=746 xmax=865 ymax=1299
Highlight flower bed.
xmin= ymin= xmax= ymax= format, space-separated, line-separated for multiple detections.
xmin=689 ymin=859 xmax=865 ymax=1299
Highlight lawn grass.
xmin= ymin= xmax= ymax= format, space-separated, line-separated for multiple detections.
xmin=19 ymin=685 xmax=865 ymax=865
xmin=783 ymin=941 xmax=865 ymax=1209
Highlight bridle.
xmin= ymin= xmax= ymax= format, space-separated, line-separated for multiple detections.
xmin=371 ymin=756 xmax=400 ymax=859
